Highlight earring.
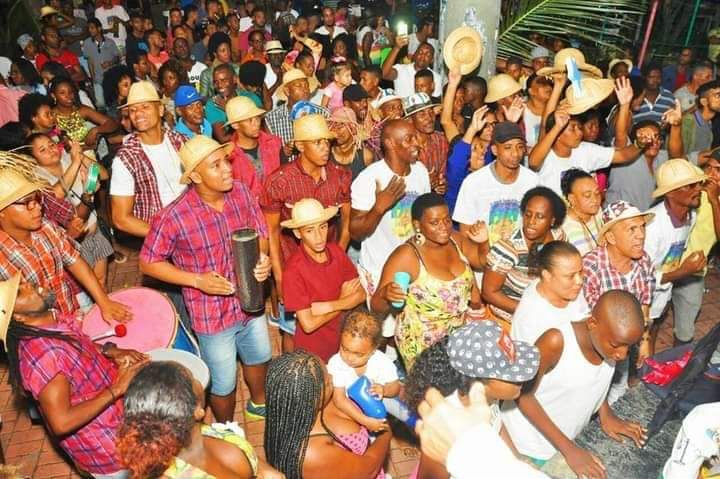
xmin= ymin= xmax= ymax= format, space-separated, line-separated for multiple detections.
xmin=413 ymin=231 xmax=426 ymax=246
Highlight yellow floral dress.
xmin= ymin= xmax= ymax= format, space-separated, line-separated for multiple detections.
xmin=395 ymin=239 xmax=474 ymax=371
xmin=165 ymin=423 xmax=258 ymax=478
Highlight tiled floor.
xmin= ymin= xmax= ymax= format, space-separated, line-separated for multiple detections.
xmin=1 ymin=252 xmax=719 ymax=478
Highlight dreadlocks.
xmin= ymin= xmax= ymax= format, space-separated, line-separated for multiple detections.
xmin=264 ymin=351 xmax=350 ymax=479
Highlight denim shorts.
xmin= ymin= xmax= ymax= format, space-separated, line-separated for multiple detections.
xmin=197 ymin=316 xmax=272 ymax=396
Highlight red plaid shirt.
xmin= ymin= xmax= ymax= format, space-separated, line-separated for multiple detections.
xmin=582 ymin=245 xmax=656 ymax=309
xmin=0 ymin=220 xmax=80 ymax=313
xmin=259 ymin=160 xmax=351 ymax=262
xmin=41 ymin=191 xmax=75 ymax=228
xmin=141 ymin=181 xmax=268 ymax=335
xmin=19 ymin=313 xmax=123 ymax=474
xmin=418 ymin=131 xmax=449 ymax=184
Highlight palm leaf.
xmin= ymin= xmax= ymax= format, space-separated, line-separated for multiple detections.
xmin=498 ymin=0 xmax=648 ymax=60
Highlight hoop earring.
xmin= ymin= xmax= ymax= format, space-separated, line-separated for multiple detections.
xmin=413 ymin=231 xmax=426 ymax=246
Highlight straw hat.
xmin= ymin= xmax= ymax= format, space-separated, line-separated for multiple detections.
xmin=0 ymin=274 xmax=20 ymax=343
xmin=178 ymin=136 xmax=233 ymax=184
xmin=536 ymin=48 xmax=602 ymax=79
xmin=120 ymin=81 xmax=161 ymax=109
xmin=293 ymin=114 xmax=335 ymax=142
xmin=40 ymin=6 xmax=58 ymax=17
xmin=266 ymin=40 xmax=286 ymax=54
xmin=485 ymin=74 xmax=522 ymax=103
xmin=280 ymin=198 xmax=339 ymax=229
xmin=443 ymin=26 xmax=484 ymax=75
xmin=0 ymin=169 xmax=43 ymax=211
xmin=275 ymin=68 xmax=320 ymax=103
xmin=225 ymin=96 xmax=266 ymax=126
xmin=598 ymin=200 xmax=654 ymax=244
xmin=564 ymin=78 xmax=615 ymax=115
xmin=281 ymin=68 xmax=308 ymax=91
xmin=652 ymin=159 xmax=708 ymax=198
xmin=607 ymin=58 xmax=633 ymax=78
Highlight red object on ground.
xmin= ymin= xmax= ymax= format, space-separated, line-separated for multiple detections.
xmin=642 ymin=350 xmax=693 ymax=386
xmin=114 ymin=324 xmax=127 ymax=337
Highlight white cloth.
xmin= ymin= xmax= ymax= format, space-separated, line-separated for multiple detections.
xmin=327 ymin=350 xmax=398 ymax=389
xmin=356 ymin=25 xmax=372 ymax=51
xmin=314 ymin=25 xmax=348 ymax=40
xmin=239 ymin=17 xmax=252 ymax=31
xmin=453 ymin=163 xmax=538 ymax=245
xmin=663 ymin=402 xmax=720 ymax=479
xmin=188 ymin=61 xmax=208 ymax=91
xmin=94 ymin=5 xmax=129 ymax=48
xmin=391 ymin=63 xmax=442 ymax=98
xmin=110 ymin=135 xmax=186 ymax=206
xmin=645 ymin=201 xmax=696 ymax=319
xmin=537 ymin=141 xmax=614 ymax=196
xmin=502 ymin=318 xmax=615 ymax=460
xmin=264 ymin=63 xmax=278 ymax=89
xmin=523 ymin=109 xmax=542 ymax=147
xmin=351 ymin=160 xmax=431 ymax=284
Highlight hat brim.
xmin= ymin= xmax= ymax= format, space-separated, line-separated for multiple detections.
xmin=149 ymin=348 xmax=211 ymax=389
xmin=566 ymin=82 xmax=615 ymax=115
xmin=180 ymin=143 xmax=234 ymax=184
xmin=537 ymin=63 xmax=603 ymax=79
xmin=276 ymin=76 xmax=318 ymax=102
xmin=119 ymin=98 xmax=162 ymax=109
xmin=280 ymin=205 xmax=339 ymax=229
xmin=599 ymin=212 xmax=655 ymax=245
xmin=224 ymin=107 xmax=267 ymax=127
xmin=0 ymin=274 xmax=21 ymax=344
xmin=652 ymin=174 xmax=708 ymax=198
xmin=484 ymin=84 xmax=522 ymax=104
xmin=443 ymin=27 xmax=484 ymax=76
xmin=267 ymin=48 xmax=287 ymax=54
xmin=404 ymin=103 xmax=439 ymax=118
xmin=0 ymin=181 xmax=43 ymax=212
xmin=607 ymin=59 xmax=633 ymax=78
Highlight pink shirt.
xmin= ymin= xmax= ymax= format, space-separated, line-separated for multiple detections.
xmin=324 ymin=82 xmax=345 ymax=111
xmin=0 ymin=86 xmax=26 ymax=127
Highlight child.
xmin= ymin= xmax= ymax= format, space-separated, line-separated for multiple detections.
xmin=327 ymin=309 xmax=401 ymax=433
xmin=321 ymin=62 xmax=353 ymax=111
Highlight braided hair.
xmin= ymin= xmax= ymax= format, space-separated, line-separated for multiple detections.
xmin=264 ymin=351 xmax=350 ymax=479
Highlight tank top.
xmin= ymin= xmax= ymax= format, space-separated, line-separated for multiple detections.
xmin=500 ymin=320 xmax=615 ymax=460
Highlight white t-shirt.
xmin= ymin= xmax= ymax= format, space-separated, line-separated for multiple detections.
xmin=645 ymin=201 xmax=696 ymax=319
xmin=94 ymin=5 xmax=129 ymax=48
xmin=523 ymin=109 xmax=542 ymax=147
xmin=453 ymin=163 xmax=538 ymax=245
xmin=392 ymin=63 xmax=442 ymax=98
xmin=351 ymin=160 xmax=431 ymax=284
xmin=511 ymin=279 xmax=590 ymax=345
xmin=537 ymin=141 xmax=614 ymax=196
xmin=314 ymin=25 xmax=348 ymax=40
xmin=327 ymin=350 xmax=398 ymax=389
xmin=110 ymin=136 xmax=186 ymax=206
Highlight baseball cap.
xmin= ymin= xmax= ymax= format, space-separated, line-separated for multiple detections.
xmin=343 ymin=84 xmax=369 ymax=103
xmin=174 ymin=85 xmax=204 ymax=108
xmin=17 ymin=34 xmax=33 ymax=50
xmin=492 ymin=121 xmax=524 ymax=144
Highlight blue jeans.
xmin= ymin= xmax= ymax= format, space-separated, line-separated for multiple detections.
xmin=197 ymin=316 xmax=272 ymax=396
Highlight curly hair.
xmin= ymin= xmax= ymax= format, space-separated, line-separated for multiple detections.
xmin=560 ymin=168 xmax=593 ymax=199
xmin=520 ymin=186 xmax=567 ymax=228
xmin=117 ymin=362 xmax=197 ymax=479
xmin=18 ymin=93 xmax=54 ymax=130
xmin=102 ymin=65 xmax=135 ymax=107
xmin=340 ymin=307 xmax=383 ymax=348
xmin=404 ymin=338 xmax=474 ymax=414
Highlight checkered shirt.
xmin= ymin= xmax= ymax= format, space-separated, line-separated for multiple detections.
xmin=264 ymin=103 xmax=329 ymax=146
xmin=582 ymin=245 xmax=656 ymax=309
xmin=141 ymin=181 xmax=268 ymax=335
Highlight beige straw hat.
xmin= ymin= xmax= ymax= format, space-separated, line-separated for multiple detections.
xmin=275 ymin=68 xmax=320 ymax=103
xmin=225 ymin=96 xmax=266 ymax=126
xmin=266 ymin=40 xmax=286 ymax=54
xmin=652 ymin=159 xmax=708 ymax=198
xmin=280 ymin=198 xmax=339 ymax=229
xmin=564 ymin=78 xmax=615 ymax=115
xmin=607 ymin=58 xmax=633 ymax=78
xmin=0 ymin=169 xmax=43 ymax=211
xmin=293 ymin=114 xmax=335 ymax=142
xmin=485 ymin=74 xmax=522 ymax=103
xmin=443 ymin=26 xmax=484 ymax=75
xmin=120 ymin=81 xmax=161 ymax=109
xmin=40 ymin=6 xmax=58 ymax=17
xmin=537 ymin=48 xmax=602 ymax=79
xmin=0 ymin=274 xmax=20 ymax=343
xmin=178 ymin=136 xmax=233 ymax=184
xmin=597 ymin=200 xmax=654 ymax=245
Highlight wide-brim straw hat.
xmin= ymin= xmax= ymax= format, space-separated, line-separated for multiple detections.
xmin=275 ymin=68 xmax=320 ymax=103
xmin=225 ymin=96 xmax=266 ymax=126
xmin=266 ymin=40 xmax=286 ymax=54
xmin=443 ymin=26 xmax=484 ymax=75
xmin=280 ymin=198 xmax=339 ymax=229
xmin=293 ymin=114 xmax=336 ymax=142
xmin=40 ymin=6 xmax=58 ymax=17
xmin=120 ymin=81 xmax=161 ymax=109
xmin=607 ymin=58 xmax=633 ymax=78
xmin=485 ymin=74 xmax=522 ymax=103
xmin=652 ymin=159 xmax=708 ymax=198
xmin=0 ymin=168 xmax=43 ymax=211
xmin=564 ymin=78 xmax=615 ymax=115
xmin=178 ymin=136 xmax=233 ymax=184
xmin=0 ymin=274 xmax=21 ymax=343
xmin=598 ymin=200 xmax=655 ymax=244
xmin=537 ymin=48 xmax=602 ymax=79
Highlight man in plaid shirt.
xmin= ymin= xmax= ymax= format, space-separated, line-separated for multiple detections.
xmin=0 ymin=275 xmax=147 ymax=479
xmin=140 ymin=136 xmax=272 ymax=422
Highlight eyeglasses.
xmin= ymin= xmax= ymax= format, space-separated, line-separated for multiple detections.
xmin=12 ymin=192 xmax=42 ymax=209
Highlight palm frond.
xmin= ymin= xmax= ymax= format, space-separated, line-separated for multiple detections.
xmin=498 ymin=0 xmax=648 ymax=60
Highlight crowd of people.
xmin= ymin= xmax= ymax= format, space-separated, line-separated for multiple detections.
xmin=1 ymin=0 xmax=720 ymax=477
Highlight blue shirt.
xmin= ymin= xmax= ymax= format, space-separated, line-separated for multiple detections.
xmin=175 ymin=118 xmax=212 ymax=139
xmin=632 ymin=88 xmax=676 ymax=124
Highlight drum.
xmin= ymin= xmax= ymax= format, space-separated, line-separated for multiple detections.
xmin=149 ymin=348 xmax=210 ymax=389
xmin=81 ymin=287 xmax=199 ymax=355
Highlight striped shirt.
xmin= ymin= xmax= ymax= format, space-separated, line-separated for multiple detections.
xmin=486 ymin=227 xmax=565 ymax=321
xmin=632 ymin=88 xmax=676 ymax=124
xmin=560 ymin=212 xmax=603 ymax=257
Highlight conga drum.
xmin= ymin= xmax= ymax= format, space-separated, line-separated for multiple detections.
xmin=81 ymin=287 xmax=199 ymax=355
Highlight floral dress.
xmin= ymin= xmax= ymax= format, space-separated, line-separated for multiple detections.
xmin=395 ymin=239 xmax=474 ymax=370
xmin=165 ymin=423 xmax=258 ymax=478
xmin=55 ymin=109 xmax=90 ymax=143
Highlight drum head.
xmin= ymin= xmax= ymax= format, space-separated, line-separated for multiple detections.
xmin=149 ymin=348 xmax=210 ymax=389
xmin=81 ymin=287 xmax=178 ymax=353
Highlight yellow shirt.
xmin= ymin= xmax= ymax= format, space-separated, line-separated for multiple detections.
xmin=681 ymin=192 xmax=717 ymax=276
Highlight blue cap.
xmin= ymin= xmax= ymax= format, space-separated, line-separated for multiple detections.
xmin=174 ymin=85 xmax=203 ymax=108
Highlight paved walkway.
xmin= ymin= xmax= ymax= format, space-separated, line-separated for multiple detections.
xmin=1 ymin=252 xmax=718 ymax=478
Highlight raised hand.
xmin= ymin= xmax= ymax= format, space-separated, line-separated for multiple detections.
xmin=661 ymin=99 xmax=683 ymax=126
xmin=374 ymin=176 xmax=406 ymax=213
xmin=502 ymin=96 xmax=525 ymax=123
xmin=615 ymin=76 xmax=634 ymax=106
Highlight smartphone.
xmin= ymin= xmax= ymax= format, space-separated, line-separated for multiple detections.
xmin=396 ymin=21 xmax=407 ymax=37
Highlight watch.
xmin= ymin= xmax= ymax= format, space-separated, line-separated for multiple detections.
xmin=101 ymin=342 xmax=117 ymax=357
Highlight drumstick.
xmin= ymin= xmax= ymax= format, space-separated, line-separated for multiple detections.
xmin=91 ymin=324 xmax=127 ymax=342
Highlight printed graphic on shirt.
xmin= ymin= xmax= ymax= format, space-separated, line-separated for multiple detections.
xmin=661 ymin=241 xmax=686 ymax=272
xmin=391 ymin=192 xmax=419 ymax=239
xmin=488 ymin=199 xmax=521 ymax=245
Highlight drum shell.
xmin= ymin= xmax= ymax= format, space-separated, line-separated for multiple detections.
xmin=231 ymin=228 xmax=264 ymax=312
